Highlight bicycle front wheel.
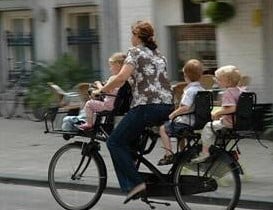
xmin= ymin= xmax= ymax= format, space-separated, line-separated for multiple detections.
xmin=48 ymin=142 xmax=107 ymax=210
xmin=173 ymin=158 xmax=241 ymax=210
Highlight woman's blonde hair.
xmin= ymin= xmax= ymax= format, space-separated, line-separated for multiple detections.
xmin=182 ymin=59 xmax=203 ymax=82
xmin=215 ymin=65 xmax=241 ymax=87
xmin=108 ymin=52 xmax=127 ymax=65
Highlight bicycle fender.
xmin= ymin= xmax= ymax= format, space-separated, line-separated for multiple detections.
xmin=215 ymin=150 xmax=243 ymax=175
xmin=75 ymin=141 xmax=107 ymax=188
xmin=94 ymin=152 xmax=108 ymax=184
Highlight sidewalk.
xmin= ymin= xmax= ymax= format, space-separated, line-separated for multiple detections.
xmin=0 ymin=117 xmax=273 ymax=209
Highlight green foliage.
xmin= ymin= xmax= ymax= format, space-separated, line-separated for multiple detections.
xmin=26 ymin=54 xmax=97 ymax=108
xmin=205 ymin=1 xmax=236 ymax=24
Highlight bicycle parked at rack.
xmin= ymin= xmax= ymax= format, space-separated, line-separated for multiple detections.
xmin=1 ymin=60 xmax=47 ymax=121
xmin=45 ymin=89 xmax=262 ymax=210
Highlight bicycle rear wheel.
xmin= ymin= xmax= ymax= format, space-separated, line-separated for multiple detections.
xmin=2 ymin=86 xmax=19 ymax=119
xmin=173 ymin=158 xmax=241 ymax=210
xmin=48 ymin=142 xmax=107 ymax=210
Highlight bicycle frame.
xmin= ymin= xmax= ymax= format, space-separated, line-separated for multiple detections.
xmin=47 ymin=91 xmax=265 ymax=210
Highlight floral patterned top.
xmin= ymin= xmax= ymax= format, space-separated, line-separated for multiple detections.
xmin=124 ymin=45 xmax=173 ymax=108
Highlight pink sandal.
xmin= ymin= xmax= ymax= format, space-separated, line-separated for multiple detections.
xmin=78 ymin=123 xmax=93 ymax=131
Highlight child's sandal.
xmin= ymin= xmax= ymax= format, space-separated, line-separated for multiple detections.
xmin=157 ymin=154 xmax=174 ymax=166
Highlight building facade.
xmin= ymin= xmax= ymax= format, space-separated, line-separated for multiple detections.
xmin=0 ymin=0 xmax=118 ymax=91
xmin=0 ymin=0 xmax=272 ymax=104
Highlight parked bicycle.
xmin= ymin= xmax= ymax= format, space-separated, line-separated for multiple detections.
xmin=46 ymin=90 xmax=261 ymax=210
xmin=1 ymin=60 xmax=47 ymax=121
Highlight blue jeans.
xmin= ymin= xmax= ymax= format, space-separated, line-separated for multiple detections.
xmin=106 ymin=104 xmax=173 ymax=192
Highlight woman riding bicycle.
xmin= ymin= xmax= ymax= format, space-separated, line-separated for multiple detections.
xmin=93 ymin=20 xmax=174 ymax=204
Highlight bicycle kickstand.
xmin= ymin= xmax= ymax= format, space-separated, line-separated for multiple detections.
xmin=141 ymin=197 xmax=171 ymax=209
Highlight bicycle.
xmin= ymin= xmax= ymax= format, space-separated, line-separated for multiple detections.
xmin=1 ymin=60 xmax=47 ymax=121
xmin=46 ymin=90 xmax=261 ymax=210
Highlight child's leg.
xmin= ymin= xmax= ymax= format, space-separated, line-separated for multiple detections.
xmin=157 ymin=123 xmax=174 ymax=165
xmin=80 ymin=99 xmax=105 ymax=130
xmin=192 ymin=120 xmax=224 ymax=163
xmin=201 ymin=120 xmax=224 ymax=153
xmin=159 ymin=124 xmax=172 ymax=156
xmin=84 ymin=100 xmax=95 ymax=126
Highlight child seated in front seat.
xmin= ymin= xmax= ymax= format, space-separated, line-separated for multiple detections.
xmin=79 ymin=52 xmax=126 ymax=130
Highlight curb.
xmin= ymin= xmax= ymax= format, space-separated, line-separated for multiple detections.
xmin=0 ymin=175 xmax=272 ymax=209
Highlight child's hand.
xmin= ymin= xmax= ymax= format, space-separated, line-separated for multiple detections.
xmin=211 ymin=112 xmax=220 ymax=120
xmin=169 ymin=113 xmax=175 ymax=120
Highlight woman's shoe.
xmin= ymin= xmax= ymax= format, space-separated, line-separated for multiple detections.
xmin=123 ymin=183 xmax=146 ymax=204
xmin=157 ymin=154 xmax=173 ymax=166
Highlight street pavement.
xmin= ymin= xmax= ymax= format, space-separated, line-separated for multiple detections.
xmin=0 ymin=117 xmax=273 ymax=209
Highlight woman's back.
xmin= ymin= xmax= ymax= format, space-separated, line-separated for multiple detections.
xmin=125 ymin=46 xmax=173 ymax=108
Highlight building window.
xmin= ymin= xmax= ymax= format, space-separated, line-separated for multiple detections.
xmin=183 ymin=0 xmax=201 ymax=23
xmin=3 ymin=11 xmax=33 ymax=66
xmin=65 ymin=11 xmax=100 ymax=80
xmin=170 ymin=24 xmax=217 ymax=81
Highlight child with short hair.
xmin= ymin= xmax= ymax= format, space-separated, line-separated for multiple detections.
xmin=79 ymin=52 xmax=126 ymax=130
xmin=192 ymin=65 xmax=242 ymax=163
xmin=158 ymin=59 xmax=204 ymax=165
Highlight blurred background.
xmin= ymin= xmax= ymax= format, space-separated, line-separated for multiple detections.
xmin=0 ymin=0 xmax=272 ymax=136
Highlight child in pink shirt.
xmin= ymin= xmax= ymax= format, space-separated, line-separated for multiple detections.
xmin=79 ymin=52 xmax=126 ymax=130
xmin=192 ymin=65 xmax=242 ymax=163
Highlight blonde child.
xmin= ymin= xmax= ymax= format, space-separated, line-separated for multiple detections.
xmin=158 ymin=59 xmax=204 ymax=165
xmin=79 ymin=52 xmax=126 ymax=130
xmin=192 ymin=65 xmax=242 ymax=163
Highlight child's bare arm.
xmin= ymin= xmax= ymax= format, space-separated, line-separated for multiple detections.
xmin=169 ymin=105 xmax=190 ymax=120
xmin=211 ymin=105 xmax=236 ymax=120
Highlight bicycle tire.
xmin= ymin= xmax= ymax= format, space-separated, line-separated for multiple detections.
xmin=173 ymin=158 xmax=241 ymax=210
xmin=48 ymin=142 xmax=107 ymax=210
xmin=2 ymin=86 xmax=19 ymax=119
